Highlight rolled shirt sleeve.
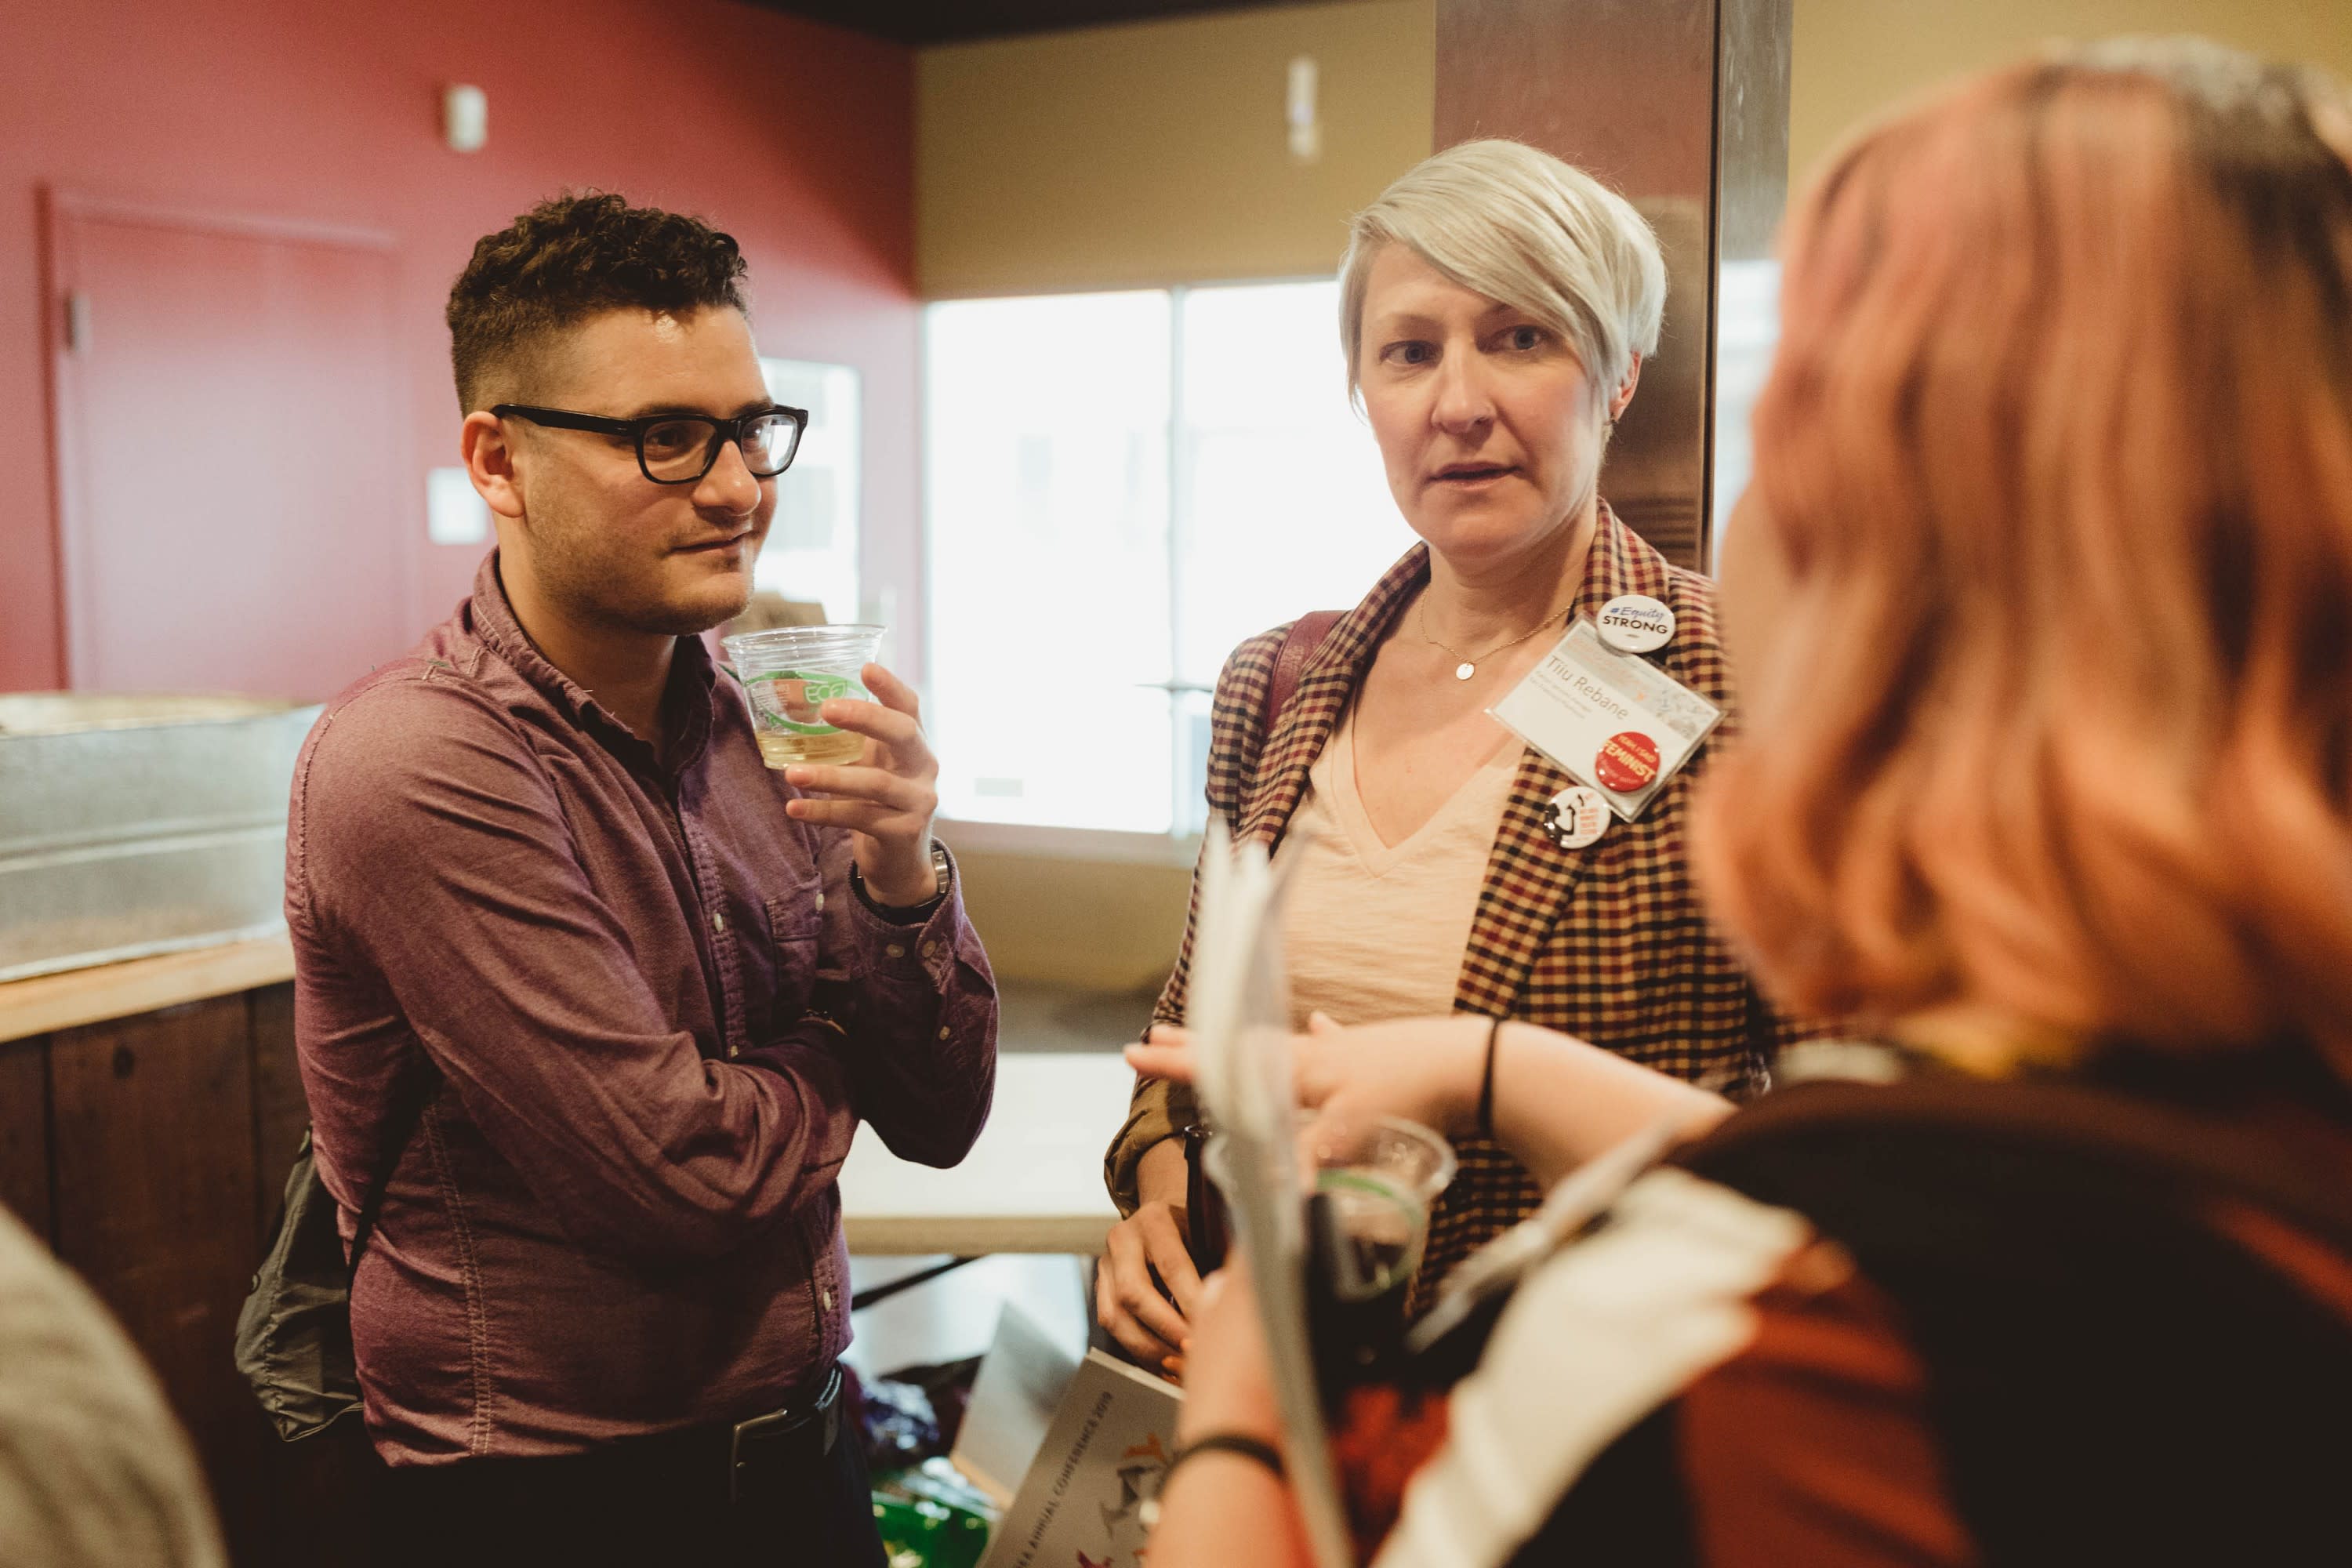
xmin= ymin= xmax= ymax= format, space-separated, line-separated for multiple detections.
xmin=1105 ymin=1074 xmax=1196 ymax=1217
xmin=810 ymin=832 xmax=996 ymax=1170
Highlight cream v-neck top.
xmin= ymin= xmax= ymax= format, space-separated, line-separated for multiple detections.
xmin=1274 ymin=705 xmax=1522 ymax=1029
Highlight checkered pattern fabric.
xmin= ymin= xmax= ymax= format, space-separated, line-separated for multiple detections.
xmin=1105 ymin=507 xmax=1802 ymax=1309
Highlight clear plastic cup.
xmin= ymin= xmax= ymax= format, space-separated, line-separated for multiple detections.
xmin=722 ymin=625 xmax=884 ymax=770
xmin=1302 ymin=1114 xmax=1458 ymax=1305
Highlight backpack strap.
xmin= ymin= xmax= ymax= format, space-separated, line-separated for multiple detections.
xmin=343 ymin=1081 xmax=437 ymax=1276
xmin=1682 ymin=1051 xmax=2352 ymax=1254
xmin=1261 ymin=610 xmax=1343 ymax=737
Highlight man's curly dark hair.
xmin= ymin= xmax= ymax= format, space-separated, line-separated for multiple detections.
xmin=445 ymin=192 xmax=750 ymax=412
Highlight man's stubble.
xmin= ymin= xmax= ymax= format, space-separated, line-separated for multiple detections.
xmin=521 ymin=484 xmax=758 ymax=639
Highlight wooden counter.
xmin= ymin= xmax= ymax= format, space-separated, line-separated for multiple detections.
xmin=0 ymin=934 xmax=296 ymax=1044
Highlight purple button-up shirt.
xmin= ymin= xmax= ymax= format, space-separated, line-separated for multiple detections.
xmin=286 ymin=556 xmax=996 ymax=1465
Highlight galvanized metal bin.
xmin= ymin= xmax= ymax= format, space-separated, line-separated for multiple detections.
xmin=0 ymin=695 xmax=321 ymax=983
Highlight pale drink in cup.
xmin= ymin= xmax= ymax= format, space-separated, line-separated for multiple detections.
xmin=723 ymin=625 xmax=884 ymax=769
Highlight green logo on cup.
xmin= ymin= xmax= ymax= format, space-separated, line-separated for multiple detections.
xmin=751 ymin=670 xmax=865 ymax=735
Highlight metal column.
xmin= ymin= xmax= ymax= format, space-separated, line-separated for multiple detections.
xmin=1435 ymin=0 xmax=1793 ymax=572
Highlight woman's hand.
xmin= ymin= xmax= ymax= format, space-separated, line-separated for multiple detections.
xmin=1096 ymin=1201 xmax=1204 ymax=1376
xmin=1126 ymin=1012 xmax=1487 ymax=1144
xmin=1095 ymin=1029 xmax=1207 ymax=1376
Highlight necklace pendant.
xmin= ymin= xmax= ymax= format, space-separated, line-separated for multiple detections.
xmin=1454 ymin=661 xmax=1476 ymax=681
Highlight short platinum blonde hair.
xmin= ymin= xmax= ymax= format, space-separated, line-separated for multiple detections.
xmin=1341 ymin=139 xmax=1666 ymax=397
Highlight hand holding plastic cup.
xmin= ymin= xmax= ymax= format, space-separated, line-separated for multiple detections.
xmin=1302 ymin=1113 xmax=1458 ymax=1305
xmin=722 ymin=625 xmax=884 ymax=770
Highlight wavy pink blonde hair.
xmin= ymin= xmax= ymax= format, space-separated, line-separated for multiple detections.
xmin=1694 ymin=40 xmax=2352 ymax=1063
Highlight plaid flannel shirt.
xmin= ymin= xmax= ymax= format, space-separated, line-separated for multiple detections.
xmin=1105 ymin=506 xmax=1802 ymax=1304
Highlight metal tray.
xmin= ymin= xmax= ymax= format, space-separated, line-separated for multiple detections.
xmin=0 ymin=695 xmax=321 ymax=983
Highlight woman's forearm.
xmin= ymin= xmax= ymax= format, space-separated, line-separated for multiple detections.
xmin=1138 ymin=1134 xmax=1190 ymax=1208
xmin=1131 ymin=1015 xmax=1730 ymax=1212
xmin=1149 ymin=1454 xmax=1311 ymax=1568
xmin=1345 ymin=1015 xmax=1728 ymax=1185
xmin=1486 ymin=1019 xmax=1730 ymax=1186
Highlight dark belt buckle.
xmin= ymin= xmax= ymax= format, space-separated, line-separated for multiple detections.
xmin=728 ymin=1366 xmax=843 ymax=1504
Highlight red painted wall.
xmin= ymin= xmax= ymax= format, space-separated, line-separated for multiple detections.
xmin=0 ymin=0 xmax=918 ymax=691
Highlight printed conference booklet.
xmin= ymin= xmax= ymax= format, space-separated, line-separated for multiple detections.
xmin=975 ymin=1348 xmax=1181 ymax=1568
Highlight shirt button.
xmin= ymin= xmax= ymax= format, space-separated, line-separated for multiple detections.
xmin=815 ymin=892 xmax=826 ymax=911
xmin=711 ymin=910 xmax=727 ymax=933
xmin=938 ymin=1025 xmax=952 ymax=1040
xmin=885 ymin=943 xmax=906 ymax=959
xmin=920 ymin=942 xmax=939 ymax=960
xmin=821 ymin=1288 xmax=836 ymax=1311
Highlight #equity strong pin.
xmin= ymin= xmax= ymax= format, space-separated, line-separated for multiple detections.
xmin=1595 ymin=595 xmax=1675 ymax=655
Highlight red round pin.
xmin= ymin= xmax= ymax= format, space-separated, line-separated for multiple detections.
xmin=1594 ymin=731 xmax=1661 ymax=794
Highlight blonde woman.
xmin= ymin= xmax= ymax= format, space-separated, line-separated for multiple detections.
xmin=1098 ymin=141 xmax=1798 ymax=1371
xmin=1136 ymin=38 xmax=2352 ymax=1566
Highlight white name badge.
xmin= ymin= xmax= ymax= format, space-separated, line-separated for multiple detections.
xmin=1488 ymin=618 xmax=1724 ymax=820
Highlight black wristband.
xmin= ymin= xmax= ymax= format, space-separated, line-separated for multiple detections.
xmin=849 ymin=845 xmax=950 ymax=925
xmin=1477 ymin=1015 xmax=1503 ymax=1142
xmin=1167 ymin=1432 xmax=1285 ymax=1484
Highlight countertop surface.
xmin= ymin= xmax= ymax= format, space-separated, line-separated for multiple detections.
xmin=838 ymin=1052 xmax=1131 ymax=1255
xmin=0 ymin=935 xmax=296 ymax=1043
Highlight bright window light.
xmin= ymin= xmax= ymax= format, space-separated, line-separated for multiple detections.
xmin=925 ymin=281 xmax=1416 ymax=838
xmin=1174 ymin=282 xmax=1404 ymax=689
xmin=927 ymin=291 xmax=1174 ymax=832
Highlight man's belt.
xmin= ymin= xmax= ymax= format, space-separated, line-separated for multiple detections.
xmin=727 ymin=1363 xmax=846 ymax=1504
xmin=597 ymin=1363 xmax=847 ymax=1505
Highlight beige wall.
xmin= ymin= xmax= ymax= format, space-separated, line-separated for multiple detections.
xmin=1791 ymin=0 xmax=2352 ymax=182
xmin=921 ymin=0 xmax=2352 ymax=296
xmin=917 ymin=0 xmax=1436 ymax=296
xmin=953 ymin=848 xmax=1194 ymax=991
xmin=926 ymin=0 xmax=2352 ymax=991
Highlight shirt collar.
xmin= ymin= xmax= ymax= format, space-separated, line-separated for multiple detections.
xmin=470 ymin=550 xmax=720 ymax=772
xmin=1573 ymin=501 xmax=1668 ymax=621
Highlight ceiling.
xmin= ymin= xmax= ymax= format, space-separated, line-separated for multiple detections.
xmin=743 ymin=0 xmax=1327 ymax=47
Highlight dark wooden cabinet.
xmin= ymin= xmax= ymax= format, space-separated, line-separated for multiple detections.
xmin=0 ymin=1035 xmax=49 ymax=1240
xmin=0 ymin=982 xmax=334 ymax=1566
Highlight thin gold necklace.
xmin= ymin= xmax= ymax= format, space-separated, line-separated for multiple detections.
xmin=1415 ymin=597 xmax=1575 ymax=681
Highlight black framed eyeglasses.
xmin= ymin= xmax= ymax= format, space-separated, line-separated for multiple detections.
xmin=492 ymin=403 xmax=807 ymax=485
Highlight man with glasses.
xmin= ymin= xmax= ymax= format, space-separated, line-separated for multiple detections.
xmin=285 ymin=194 xmax=996 ymax=1566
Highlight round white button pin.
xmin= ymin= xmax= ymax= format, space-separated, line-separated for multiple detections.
xmin=1597 ymin=594 xmax=1675 ymax=655
xmin=1541 ymin=786 xmax=1611 ymax=850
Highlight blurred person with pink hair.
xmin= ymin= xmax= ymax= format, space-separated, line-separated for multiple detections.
xmin=1131 ymin=37 xmax=2352 ymax=1568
